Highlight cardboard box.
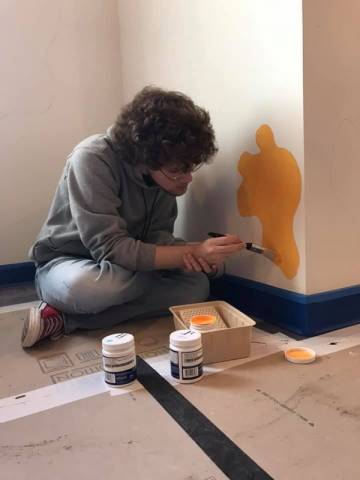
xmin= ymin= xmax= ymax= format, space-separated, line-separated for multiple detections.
xmin=169 ymin=301 xmax=256 ymax=364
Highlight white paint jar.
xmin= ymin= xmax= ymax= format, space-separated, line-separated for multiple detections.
xmin=169 ymin=330 xmax=203 ymax=384
xmin=190 ymin=314 xmax=217 ymax=333
xmin=102 ymin=333 xmax=137 ymax=387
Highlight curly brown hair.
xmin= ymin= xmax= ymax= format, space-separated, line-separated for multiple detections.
xmin=113 ymin=86 xmax=218 ymax=170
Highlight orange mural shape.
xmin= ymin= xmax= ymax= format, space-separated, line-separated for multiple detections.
xmin=237 ymin=125 xmax=301 ymax=279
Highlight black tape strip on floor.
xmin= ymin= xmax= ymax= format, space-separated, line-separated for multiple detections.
xmin=137 ymin=356 xmax=273 ymax=480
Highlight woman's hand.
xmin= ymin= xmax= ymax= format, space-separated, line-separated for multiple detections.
xmin=192 ymin=235 xmax=244 ymax=266
xmin=182 ymin=253 xmax=217 ymax=274
xmin=182 ymin=234 xmax=243 ymax=273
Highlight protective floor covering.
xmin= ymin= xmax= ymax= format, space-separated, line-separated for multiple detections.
xmin=177 ymin=345 xmax=360 ymax=480
xmin=0 ymin=308 xmax=283 ymax=397
xmin=1 ymin=388 xmax=228 ymax=480
xmin=1 ymin=308 xmax=173 ymax=396
xmin=1 ymin=307 xmax=360 ymax=479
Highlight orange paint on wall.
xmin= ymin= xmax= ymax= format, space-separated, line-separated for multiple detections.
xmin=237 ymin=125 xmax=301 ymax=279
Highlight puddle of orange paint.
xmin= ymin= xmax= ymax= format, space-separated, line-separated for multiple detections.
xmin=190 ymin=315 xmax=216 ymax=326
xmin=286 ymin=349 xmax=313 ymax=360
xmin=285 ymin=348 xmax=316 ymax=364
xmin=237 ymin=125 xmax=301 ymax=279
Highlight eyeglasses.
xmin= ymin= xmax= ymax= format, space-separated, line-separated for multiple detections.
xmin=160 ymin=163 xmax=203 ymax=182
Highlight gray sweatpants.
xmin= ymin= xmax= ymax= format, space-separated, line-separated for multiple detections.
xmin=35 ymin=256 xmax=209 ymax=334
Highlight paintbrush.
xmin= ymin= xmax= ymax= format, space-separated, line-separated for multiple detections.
xmin=207 ymin=232 xmax=276 ymax=261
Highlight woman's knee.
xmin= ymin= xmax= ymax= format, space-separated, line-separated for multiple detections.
xmin=38 ymin=269 xmax=110 ymax=314
xmin=38 ymin=261 xmax=147 ymax=315
xmin=63 ymin=267 xmax=149 ymax=314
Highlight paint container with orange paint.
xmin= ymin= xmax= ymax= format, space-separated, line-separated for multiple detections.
xmin=190 ymin=314 xmax=217 ymax=333
xmin=285 ymin=347 xmax=316 ymax=364
xmin=170 ymin=330 xmax=203 ymax=383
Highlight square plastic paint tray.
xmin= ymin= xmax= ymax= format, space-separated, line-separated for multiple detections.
xmin=169 ymin=301 xmax=256 ymax=364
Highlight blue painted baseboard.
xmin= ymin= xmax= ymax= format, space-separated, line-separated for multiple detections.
xmin=210 ymin=274 xmax=360 ymax=337
xmin=0 ymin=262 xmax=36 ymax=286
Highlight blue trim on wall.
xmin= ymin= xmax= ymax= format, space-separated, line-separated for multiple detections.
xmin=210 ymin=274 xmax=360 ymax=337
xmin=0 ymin=262 xmax=36 ymax=286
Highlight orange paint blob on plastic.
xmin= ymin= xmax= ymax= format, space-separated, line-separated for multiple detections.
xmin=286 ymin=349 xmax=313 ymax=361
xmin=237 ymin=125 xmax=301 ymax=279
xmin=190 ymin=315 xmax=216 ymax=326
xmin=285 ymin=347 xmax=316 ymax=364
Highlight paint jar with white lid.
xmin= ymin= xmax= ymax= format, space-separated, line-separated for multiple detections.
xmin=170 ymin=330 xmax=203 ymax=384
xmin=102 ymin=333 xmax=137 ymax=387
xmin=190 ymin=314 xmax=217 ymax=333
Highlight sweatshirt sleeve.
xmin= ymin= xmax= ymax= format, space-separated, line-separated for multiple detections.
xmin=67 ymin=149 xmax=156 ymax=271
xmin=146 ymin=198 xmax=186 ymax=245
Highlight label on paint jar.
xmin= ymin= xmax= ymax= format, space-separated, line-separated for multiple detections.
xmin=102 ymin=333 xmax=137 ymax=387
xmin=169 ymin=330 xmax=204 ymax=383
xmin=102 ymin=352 xmax=136 ymax=372
xmin=104 ymin=367 xmax=137 ymax=386
xmin=170 ymin=352 xmax=204 ymax=380
xmin=170 ymin=348 xmax=203 ymax=380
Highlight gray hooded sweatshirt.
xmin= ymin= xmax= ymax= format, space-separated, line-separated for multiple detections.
xmin=30 ymin=127 xmax=183 ymax=271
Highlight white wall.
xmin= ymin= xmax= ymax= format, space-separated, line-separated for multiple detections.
xmin=0 ymin=0 xmax=123 ymax=264
xmin=303 ymin=0 xmax=360 ymax=293
xmin=3 ymin=0 xmax=358 ymax=297
xmin=117 ymin=0 xmax=305 ymax=293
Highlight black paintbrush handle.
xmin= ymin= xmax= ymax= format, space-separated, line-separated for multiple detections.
xmin=208 ymin=232 xmax=254 ymax=251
